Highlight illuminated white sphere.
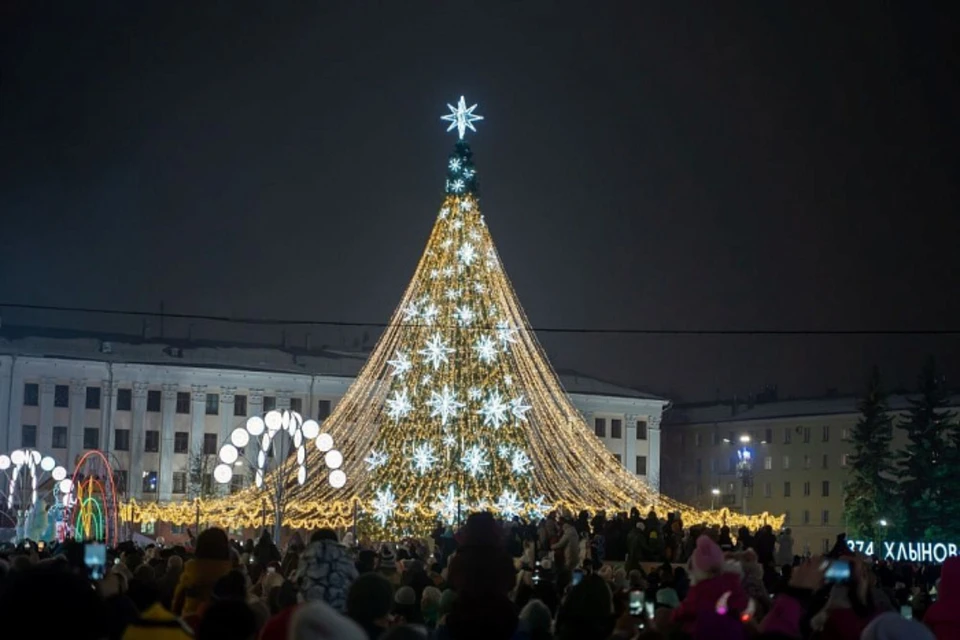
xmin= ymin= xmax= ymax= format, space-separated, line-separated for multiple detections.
xmin=293 ymin=431 xmax=303 ymax=448
xmin=213 ymin=463 xmax=233 ymax=484
xmin=257 ymin=451 xmax=266 ymax=468
xmin=324 ymin=449 xmax=343 ymax=470
xmin=30 ymin=450 xmax=41 ymax=465
xmin=291 ymin=411 xmax=302 ymax=427
xmin=281 ymin=411 xmax=290 ymax=430
xmin=219 ymin=444 xmax=239 ymax=465
xmin=302 ymin=420 xmax=320 ymax=440
xmin=297 ymin=448 xmax=306 ymax=465
xmin=316 ymin=433 xmax=334 ymax=453
xmin=260 ymin=435 xmax=271 ymax=451
xmin=40 ymin=456 xmax=56 ymax=472
xmin=246 ymin=416 xmax=265 ymax=436
xmin=255 ymin=469 xmax=264 ymax=488
xmin=52 ymin=466 xmax=67 ymax=481
xmin=59 ymin=479 xmax=73 ymax=494
xmin=230 ymin=428 xmax=250 ymax=448
xmin=265 ymin=411 xmax=282 ymax=431
xmin=297 ymin=467 xmax=306 ymax=485
xmin=329 ymin=469 xmax=346 ymax=488
xmin=10 ymin=450 xmax=25 ymax=466
xmin=0 ymin=455 xmax=10 ymax=470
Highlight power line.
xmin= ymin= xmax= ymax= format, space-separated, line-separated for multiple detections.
xmin=2 ymin=301 xmax=959 ymax=336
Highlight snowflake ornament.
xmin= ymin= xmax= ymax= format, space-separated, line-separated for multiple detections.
xmin=457 ymin=242 xmax=477 ymax=266
xmin=403 ymin=302 xmax=419 ymax=321
xmin=429 ymin=269 xmax=440 ymax=279
xmin=461 ymin=445 xmax=489 ymax=478
xmin=454 ymin=305 xmax=475 ymax=326
xmin=412 ymin=442 xmax=439 ymax=475
xmin=479 ymin=391 xmax=510 ymax=429
xmin=442 ymin=266 xmax=455 ymax=277
xmin=510 ymin=395 xmax=532 ymax=422
xmin=421 ymin=373 xmax=433 ymax=387
xmin=462 ymin=167 xmax=475 ymax=180
xmin=504 ymin=374 xmax=514 ymax=386
xmin=435 ymin=485 xmax=462 ymax=525
xmin=473 ymin=281 xmax=486 ymax=294
xmin=365 ymin=449 xmax=388 ymax=470
xmin=386 ymin=388 xmax=413 ymax=420
xmin=387 ymin=351 xmax=412 ymax=378
xmin=511 ymin=449 xmax=531 ymax=475
xmin=449 ymin=158 xmax=462 ymax=171
xmin=468 ymin=386 xmax=483 ymax=401
xmin=460 ymin=198 xmax=473 ymax=211
xmin=496 ymin=320 xmax=518 ymax=346
xmin=495 ymin=490 xmax=524 ymax=519
xmin=420 ymin=333 xmax=453 ymax=370
xmin=422 ymin=304 xmax=439 ymax=326
xmin=372 ymin=485 xmax=397 ymax=527
xmin=452 ymin=219 xmax=464 ymax=230
xmin=441 ymin=238 xmax=453 ymax=249
xmin=439 ymin=207 xmax=450 ymax=219
xmin=427 ymin=385 xmax=464 ymax=426
xmin=469 ymin=229 xmax=481 ymax=242
xmin=528 ymin=495 xmax=551 ymax=520
xmin=473 ymin=335 xmax=498 ymax=364
xmin=442 ymin=433 xmax=457 ymax=448
xmin=449 ymin=179 xmax=465 ymax=193
xmin=445 ymin=287 xmax=461 ymax=301
xmin=497 ymin=444 xmax=512 ymax=459
xmin=405 ymin=500 xmax=419 ymax=514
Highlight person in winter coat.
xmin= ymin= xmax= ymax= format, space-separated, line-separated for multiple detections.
xmin=624 ymin=523 xmax=648 ymax=573
xmin=775 ymin=528 xmax=795 ymax=567
xmin=551 ymin=519 xmax=581 ymax=573
xmin=671 ymin=535 xmax=749 ymax=634
xmin=172 ymin=527 xmax=233 ymax=617
xmin=254 ymin=530 xmax=281 ymax=567
xmin=295 ymin=537 xmax=359 ymax=612
xmin=753 ymin=525 xmax=776 ymax=566
xmin=923 ymin=555 xmax=960 ymax=640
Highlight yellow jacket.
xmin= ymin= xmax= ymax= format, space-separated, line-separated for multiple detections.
xmin=122 ymin=603 xmax=193 ymax=640
xmin=171 ymin=558 xmax=232 ymax=616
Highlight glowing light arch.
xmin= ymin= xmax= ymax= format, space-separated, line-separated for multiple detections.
xmin=65 ymin=450 xmax=120 ymax=546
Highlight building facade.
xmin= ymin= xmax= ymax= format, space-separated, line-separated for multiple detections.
xmin=662 ymin=395 xmax=960 ymax=556
xmin=0 ymin=328 xmax=668 ymax=509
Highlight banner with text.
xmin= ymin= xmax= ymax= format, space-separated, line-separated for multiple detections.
xmin=847 ymin=539 xmax=959 ymax=563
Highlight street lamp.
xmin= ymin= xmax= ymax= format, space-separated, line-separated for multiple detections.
xmin=711 ymin=487 xmax=720 ymax=510
xmin=736 ymin=442 xmax=754 ymax=515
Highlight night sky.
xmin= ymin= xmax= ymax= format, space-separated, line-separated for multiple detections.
xmin=1 ymin=3 xmax=957 ymax=402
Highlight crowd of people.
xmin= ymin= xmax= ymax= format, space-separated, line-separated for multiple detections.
xmin=0 ymin=509 xmax=957 ymax=639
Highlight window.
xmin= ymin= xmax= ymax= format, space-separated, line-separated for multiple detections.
xmin=694 ymin=433 xmax=702 ymax=447
xmin=23 ymin=383 xmax=39 ymax=406
xmin=145 ymin=430 xmax=160 ymax=452
xmin=821 ymin=454 xmax=829 ymax=469
xmin=803 ymin=481 xmax=811 ymax=496
xmin=822 ymin=425 xmax=830 ymax=442
xmin=205 ymin=393 xmax=219 ymax=415
xmin=86 ymin=386 xmax=101 ymax=409
xmin=764 ymin=456 xmax=773 ymax=470
xmin=840 ymin=453 xmax=850 ymax=467
xmin=764 ymin=428 xmax=773 ymax=444
xmin=171 ymin=524 xmax=185 ymax=535
xmin=21 ymin=424 xmax=37 ymax=448
xmin=54 ymin=384 xmax=69 ymax=408
xmin=822 ymin=481 xmax=830 ymax=497
xmin=803 ymin=454 xmax=811 ymax=470
xmin=712 ymin=431 xmax=720 ymax=445
xmin=841 ymin=427 xmax=851 ymax=440
xmin=611 ymin=419 xmax=622 ymax=439
xmin=594 ymin=418 xmax=606 ymax=438
xmin=147 ymin=390 xmax=161 ymax=412
xmin=636 ymin=420 xmax=648 ymax=440
xmin=710 ymin=459 xmax=718 ymax=473
xmin=782 ymin=455 xmax=791 ymax=470
xmin=636 ymin=456 xmax=647 ymax=475
xmin=172 ymin=472 xmax=187 ymax=494
xmin=290 ymin=397 xmax=303 ymax=413
xmin=783 ymin=482 xmax=791 ymax=497
xmin=174 ymin=432 xmax=189 ymax=453
xmin=203 ymin=433 xmax=218 ymax=455
xmin=822 ymin=509 xmax=830 ymax=525
xmin=176 ymin=392 xmax=190 ymax=414
xmin=803 ymin=509 xmax=810 ymax=525
xmin=614 ymin=454 xmax=622 ymax=464
xmin=142 ymin=471 xmax=158 ymax=493
xmin=802 ymin=427 xmax=811 ymax=443
xmin=117 ymin=389 xmax=132 ymax=411
xmin=234 ymin=395 xmax=247 ymax=416
xmin=764 ymin=482 xmax=772 ymax=498
xmin=231 ymin=474 xmax=245 ymax=494
xmin=822 ymin=539 xmax=831 ymax=553
xmin=783 ymin=428 xmax=792 ymax=444
xmin=728 ymin=455 xmax=737 ymax=472
xmin=263 ymin=396 xmax=277 ymax=412
xmin=317 ymin=400 xmax=331 ymax=419
xmin=114 ymin=429 xmax=130 ymax=451
xmin=113 ymin=470 xmax=128 ymax=494
xmin=141 ymin=521 xmax=155 ymax=534
xmin=52 ymin=426 xmax=68 ymax=449
xmin=83 ymin=428 xmax=99 ymax=449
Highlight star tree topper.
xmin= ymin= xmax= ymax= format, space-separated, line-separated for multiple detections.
xmin=442 ymin=96 xmax=484 ymax=139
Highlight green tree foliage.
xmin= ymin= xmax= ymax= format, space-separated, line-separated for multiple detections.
xmin=896 ymin=358 xmax=957 ymax=539
xmin=844 ymin=367 xmax=899 ymax=539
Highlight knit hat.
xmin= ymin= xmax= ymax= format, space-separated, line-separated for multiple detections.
xmin=195 ymin=527 xmax=231 ymax=561
xmin=692 ymin=535 xmax=724 ymax=575
xmin=290 ymin=601 xmax=367 ymax=640
xmin=519 ymin=599 xmax=553 ymax=634
xmin=395 ymin=586 xmax=416 ymax=606
xmin=655 ymin=587 xmax=680 ymax=609
xmin=438 ymin=589 xmax=458 ymax=617
xmin=379 ymin=546 xmax=397 ymax=571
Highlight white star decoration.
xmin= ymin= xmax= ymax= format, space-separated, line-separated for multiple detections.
xmin=452 ymin=219 xmax=464 ymax=230
xmin=473 ymin=335 xmax=498 ymax=364
xmin=403 ymin=302 xmax=419 ymax=321
xmin=420 ymin=333 xmax=454 ymax=370
xmin=442 ymin=433 xmax=457 ymax=448
xmin=427 ymin=385 xmax=464 ymax=425
xmin=445 ymin=287 xmax=461 ymax=300
xmin=511 ymin=449 xmax=531 ymax=475
xmin=442 ymin=266 xmax=454 ymax=277
xmin=429 ymin=269 xmax=440 ymax=279
xmin=372 ymin=486 xmax=397 ymax=527
xmin=497 ymin=444 xmax=512 ymax=459
xmin=495 ymin=490 xmax=523 ymax=519
xmin=528 ymin=495 xmax=551 ymax=520
xmin=496 ymin=320 xmax=518 ymax=346
xmin=442 ymin=96 xmax=483 ymax=139
xmin=435 ymin=485 xmax=461 ymax=525
xmin=421 ymin=373 xmax=432 ymax=387
xmin=439 ymin=207 xmax=450 ymax=219
xmin=461 ymin=445 xmax=489 ymax=478
xmin=454 ymin=305 xmax=475 ymax=326
xmin=461 ymin=198 xmax=473 ymax=211
xmin=385 ymin=388 xmax=413 ymax=420
xmin=468 ymin=387 xmax=483 ymax=401
xmin=457 ymin=242 xmax=477 ymax=266
xmin=365 ymin=450 xmax=388 ymax=470
xmin=479 ymin=391 xmax=510 ymax=429
xmin=473 ymin=281 xmax=486 ymax=294
xmin=412 ymin=442 xmax=439 ymax=475
xmin=422 ymin=304 xmax=439 ymax=325
xmin=449 ymin=158 xmax=462 ymax=171
xmin=510 ymin=395 xmax=532 ymax=422
xmin=387 ymin=351 xmax=412 ymax=378
xmin=449 ymin=179 xmax=465 ymax=193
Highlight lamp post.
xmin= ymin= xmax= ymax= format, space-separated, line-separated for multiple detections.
xmin=878 ymin=519 xmax=888 ymax=554
xmin=736 ymin=434 xmax=754 ymax=516
xmin=711 ymin=487 xmax=720 ymax=510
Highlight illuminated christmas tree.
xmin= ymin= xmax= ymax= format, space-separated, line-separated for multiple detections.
xmin=130 ymin=97 xmax=780 ymax=535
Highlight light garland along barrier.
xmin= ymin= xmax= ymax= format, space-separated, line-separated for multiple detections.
xmin=123 ymin=97 xmax=783 ymax=536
